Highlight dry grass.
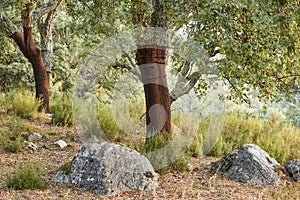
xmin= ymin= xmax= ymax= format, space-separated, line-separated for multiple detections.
xmin=0 ymin=116 xmax=300 ymax=200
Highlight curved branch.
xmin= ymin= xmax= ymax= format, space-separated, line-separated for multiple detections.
xmin=170 ymin=71 xmax=200 ymax=104
xmin=223 ymin=76 xmax=251 ymax=105
xmin=32 ymin=0 xmax=58 ymax=22
xmin=0 ymin=6 xmax=18 ymax=36
xmin=21 ymin=2 xmax=35 ymax=28
xmin=37 ymin=0 xmax=64 ymax=72
xmin=112 ymin=62 xmax=142 ymax=81
xmin=80 ymin=1 xmax=101 ymax=18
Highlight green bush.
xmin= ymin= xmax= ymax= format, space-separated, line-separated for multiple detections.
xmin=0 ymin=93 xmax=7 ymax=114
xmin=6 ymin=89 xmax=40 ymax=119
xmin=0 ymin=116 xmax=26 ymax=153
xmin=6 ymin=162 xmax=47 ymax=190
xmin=0 ymin=92 xmax=5 ymax=106
xmin=50 ymin=93 xmax=73 ymax=126
xmin=136 ymin=129 xmax=190 ymax=173
xmin=0 ymin=130 xmax=23 ymax=153
xmin=96 ymin=103 xmax=126 ymax=141
xmin=285 ymin=107 xmax=300 ymax=127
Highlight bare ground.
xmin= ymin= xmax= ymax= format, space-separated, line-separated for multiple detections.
xmin=0 ymin=117 xmax=300 ymax=200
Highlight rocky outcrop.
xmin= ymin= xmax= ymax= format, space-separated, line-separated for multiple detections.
xmin=211 ymin=144 xmax=280 ymax=186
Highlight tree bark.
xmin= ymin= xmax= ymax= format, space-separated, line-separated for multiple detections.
xmin=136 ymin=48 xmax=171 ymax=133
xmin=1 ymin=1 xmax=63 ymax=113
xmin=133 ymin=0 xmax=172 ymax=152
xmin=11 ymin=28 xmax=50 ymax=112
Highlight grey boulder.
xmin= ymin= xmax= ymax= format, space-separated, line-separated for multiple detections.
xmin=285 ymin=159 xmax=300 ymax=182
xmin=211 ymin=144 xmax=280 ymax=186
xmin=59 ymin=142 xmax=158 ymax=196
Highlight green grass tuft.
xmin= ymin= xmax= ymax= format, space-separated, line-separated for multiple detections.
xmin=6 ymin=89 xmax=40 ymax=119
xmin=96 ymin=102 xmax=127 ymax=141
xmin=50 ymin=93 xmax=73 ymax=126
xmin=0 ymin=116 xmax=27 ymax=153
xmin=6 ymin=162 xmax=47 ymax=190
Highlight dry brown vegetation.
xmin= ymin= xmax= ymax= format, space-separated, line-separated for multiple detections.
xmin=0 ymin=114 xmax=300 ymax=200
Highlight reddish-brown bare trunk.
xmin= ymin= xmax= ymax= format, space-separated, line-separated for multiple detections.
xmin=136 ymin=48 xmax=171 ymax=133
xmin=11 ymin=27 xmax=49 ymax=112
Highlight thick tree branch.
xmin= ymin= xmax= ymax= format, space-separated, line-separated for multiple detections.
xmin=112 ymin=62 xmax=133 ymax=71
xmin=0 ymin=7 xmax=18 ymax=36
xmin=11 ymin=30 xmax=28 ymax=58
xmin=37 ymin=0 xmax=63 ymax=72
xmin=37 ymin=0 xmax=63 ymax=40
xmin=122 ymin=51 xmax=136 ymax=69
xmin=21 ymin=3 xmax=37 ymax=56
xmin=169 ymin=61 xmax=200 ymax=104
xmin=170 ymin=71 xmax=200 ymax=104
xmin=112 ymin=62 xmax=142 ymax=81
xmin=45 ymin=0 xmax=63 ymax=28
xmin=150 ymin=0 xmax=168 ymax=27
xmin=32 ymin=0 xmax=57 ymax=22
xmin=21 ymin=2 xmax=35 ymax=28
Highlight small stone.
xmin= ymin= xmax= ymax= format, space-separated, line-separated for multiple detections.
xmin=53 ymin=171 xmax=70 ymax=184
xmin=285 ymin=159 xmax=300 ymax=182
xmin=202 ymin=162 xmax=212 ymax=169
xmin=46 ymin=113 xmax=53 ymax=117
xmin=28 ymin=132 xmax=42 ymax=141
xmin=54 ymin=140 xmax=68 ymax=149
xmin=187 ymin=163 xmax=193 ymax=171
xmin=23 ymin=141 xmax=38 ymax=151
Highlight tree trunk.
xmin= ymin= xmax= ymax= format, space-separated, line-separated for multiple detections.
xmin=1 ymin=2 xmax=64 ymax=113
xmin=136 ymin=48 xmax=171 ymax=134
xmin=11 ymin=28 xmax=50 ymax=112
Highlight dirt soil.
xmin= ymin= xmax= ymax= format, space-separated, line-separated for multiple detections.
xmin=0 ymin=117 xmax=300 ymax=200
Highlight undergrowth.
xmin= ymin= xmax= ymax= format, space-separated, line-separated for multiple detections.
xmin=2 ymin=89 xmax=300 ymax=171
xmin=6 ymin=162 xmax=47 ymax=190
xmin=5 ymin=89 xmax=40 ymax=119
xmin=207 ymin=110 xmax=300 ymax=164
xmin=0 ymin=116 xmax=27 ymax=153
xmin=50 ymin=93 xmax=73 ymax=126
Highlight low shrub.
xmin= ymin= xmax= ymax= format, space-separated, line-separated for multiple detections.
xmin=6 ymin=89 xmax=40 ymax=118
xmin=96 ymin=103 xmax=126 ymax=141
xmin=0 ymin=116 xmax=26 ymax=153
xmin=50 ymin=93 xmax=73 ymax=126
xmin=6 ymin=162 xmax=47 ymax=190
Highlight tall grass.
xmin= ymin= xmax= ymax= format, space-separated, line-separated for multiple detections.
xmin=0 ymin=116 xmax=27 ymax=153
xmin=50 ymin=93 xmax=73 ymax=126
xmin=96 ymin=102 xmax=127 ymax=141
xmin=45 ymin=90 xmax=300 ymax=166
xmin=5 ymin=89 xmax=40 ymax=118
xmin=205 ymin=110 xmax=300 ymax=164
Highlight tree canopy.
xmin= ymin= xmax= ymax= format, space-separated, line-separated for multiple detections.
xmin=0 ymin=0 xmax=299 ymax=103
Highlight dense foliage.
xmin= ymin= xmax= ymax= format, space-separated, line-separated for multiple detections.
xmin=0 ymin=0 xmax=299 ymax=102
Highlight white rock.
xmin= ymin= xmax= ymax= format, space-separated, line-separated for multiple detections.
xmin=209 ymin=53 xmax=227 ymax=62
xmin=23 ymin=141 xmax=38 ymax=151
xmin=187 ymin=163 xmax=193 ymax=171
xmin=46 ymin=113 xmax=53 ymax=117
xmin=54 ymin=140 xmax=68 ymax=149
xmin=28 ymin=132 xmax=42 ymax=141
xmin=202 ymin=162 xmax=212 ymax=169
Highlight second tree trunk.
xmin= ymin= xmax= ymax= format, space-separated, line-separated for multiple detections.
xmin=136 ymin=48 xmax=171 ymax=134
